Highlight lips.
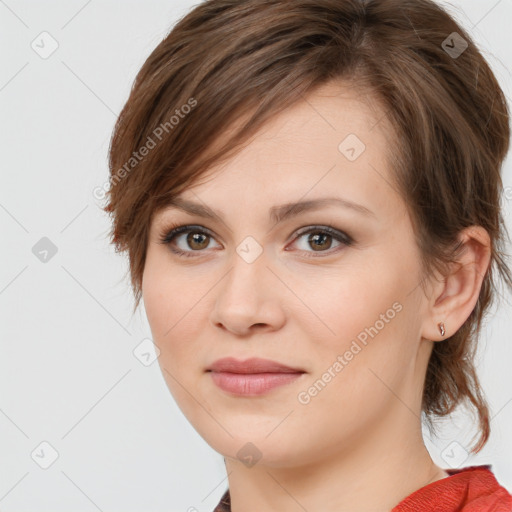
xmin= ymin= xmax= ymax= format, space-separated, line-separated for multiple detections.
xmin=207 ymin=357 xmax=305 ymax=374
xmin=206 ymin=357 xmax=306 ymax=395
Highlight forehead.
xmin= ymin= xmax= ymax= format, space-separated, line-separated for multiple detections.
xmin=160 ymin=81 xmax=402 ymax=222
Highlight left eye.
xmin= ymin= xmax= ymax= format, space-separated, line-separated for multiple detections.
xmin=291 ymin=226 xmax=353 ymax=254
xmin=159 ymin=224 xmax=353 ymax=258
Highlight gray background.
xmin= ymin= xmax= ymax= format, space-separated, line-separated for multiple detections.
xmin=1 ymin=1 xmax=511 ymax=511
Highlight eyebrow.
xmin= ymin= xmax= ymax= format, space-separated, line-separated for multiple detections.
xmin=162 ymin=196 xmax=375 ymax=227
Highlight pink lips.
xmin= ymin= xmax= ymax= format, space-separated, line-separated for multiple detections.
xmin=207 ymin=357 xmax=305 ymax=396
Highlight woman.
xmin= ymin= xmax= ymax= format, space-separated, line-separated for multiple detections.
xmin=103 ymin=0 xmax=512 ymax=510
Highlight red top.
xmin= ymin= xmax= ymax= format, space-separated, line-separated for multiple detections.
xmin=392 ymin=465 xmax=512 ymax=511
xmin=213 ymin=465 xmax=512 ymax=511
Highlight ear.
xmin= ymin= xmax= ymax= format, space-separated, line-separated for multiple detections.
xmin=421 ymin=226 xmax=491 ymax=342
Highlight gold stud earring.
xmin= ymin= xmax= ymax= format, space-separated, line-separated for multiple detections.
xmin=438 ymin=322 xmax=445 ymax=337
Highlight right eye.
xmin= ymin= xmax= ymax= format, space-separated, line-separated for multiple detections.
xmin=159 ymin=224 xmax=221 ymax=258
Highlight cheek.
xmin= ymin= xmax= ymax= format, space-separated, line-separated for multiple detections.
xmin=141 ymin=257 xmax=169 ymax=338
xmin=293 ymin=288 xmax=418 ymax=448
xmin=142 ymin=255 xmax=211 ymax=375
xmin=142 ymin=262 xmax=207 ymax=418
xmin=292 ymin=258 xmax=408 ymax=347
xmin=142 ymin=255 xmax=185 ymax=354
xmin=293 ymin=249 xmax=421 ymax=393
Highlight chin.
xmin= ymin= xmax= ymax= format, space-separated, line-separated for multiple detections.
xmin=197 ymin=426 xmax=312 ymax=469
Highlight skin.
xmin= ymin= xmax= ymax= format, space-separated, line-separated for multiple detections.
xmin=142 ymin=81 xmax=491 ymax=512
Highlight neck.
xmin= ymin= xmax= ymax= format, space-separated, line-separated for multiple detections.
xmin=224 ymin=404 xmax=446 ymax=512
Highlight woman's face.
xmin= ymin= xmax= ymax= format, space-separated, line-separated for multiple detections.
xmin=142 ymin=81 xmax=434 ymax=468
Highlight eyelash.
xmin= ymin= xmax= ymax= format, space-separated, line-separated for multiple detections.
xmin=157 ymin=222 xmax=354 ymax=259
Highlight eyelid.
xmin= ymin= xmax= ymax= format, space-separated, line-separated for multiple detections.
xmin=159 ymin=223 xmax=221 ymax=247
xmin=292 ymin=224 xmax=353 ymax=243
xmin=158 ymin=222 xmax=354 ymax=258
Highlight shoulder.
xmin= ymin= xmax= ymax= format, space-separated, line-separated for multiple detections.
xmin=212 ymin=488 xmax=230 ymax=512
xmin=392 ymin=465 xmax=512 ymax=512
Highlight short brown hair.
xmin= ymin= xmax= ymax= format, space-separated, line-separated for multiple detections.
xmin=103 ymin=0 xmax=512 ymax=453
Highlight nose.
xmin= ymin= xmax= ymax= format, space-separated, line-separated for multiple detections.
xmin=209 ymin=246 xmax=286 ymax=337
